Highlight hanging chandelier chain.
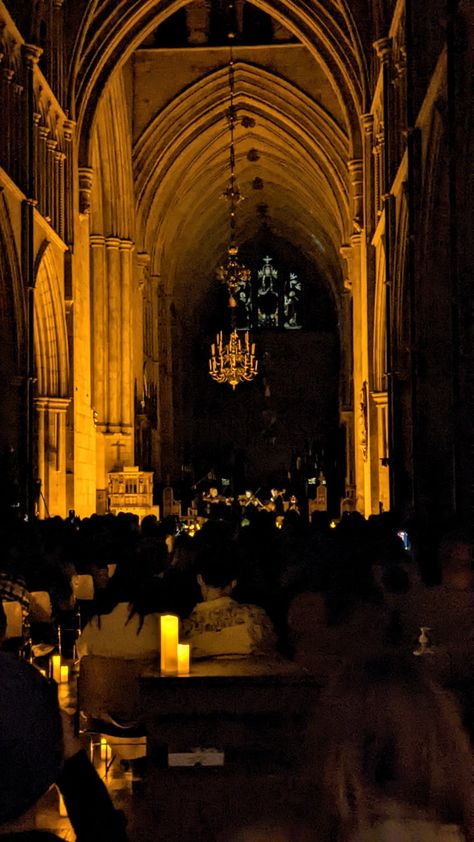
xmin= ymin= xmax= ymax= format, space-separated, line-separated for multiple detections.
xmin=208 ymin=4 xmax=258 ymax=390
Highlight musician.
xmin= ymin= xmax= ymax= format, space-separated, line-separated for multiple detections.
xmin=238 ymin=489 xmax=264 ymax=510
xmin=270 ymin=487 xmax=285 ymax=516
xmin=201 ymin=486 xmax=232 ymax=517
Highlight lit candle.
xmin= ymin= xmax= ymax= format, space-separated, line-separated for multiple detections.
xmin=52 ymin=654 xmax=61 ymax=683
xmin=60 ymin=665 xmax=69 ymax=684
xmin=177 ymin=643 xmax=190 ymax=675
xmin=160 ymin=615 xmax=179 ymax=675
xmin=100 ymin=737 xmax=108 ymax=760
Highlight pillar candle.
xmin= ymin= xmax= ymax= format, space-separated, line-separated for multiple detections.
xmin=52 ymin=654 xmax=61 ymax=683
xmin=60 ymin=664 xmax=69 ymax=684
xmin=160 ymin=614 xmax=179 ymax=675
xmin=177 ymin=643 xmax=190 ymax=675
xmin=100 ymin=737 xmax=108 ymax=760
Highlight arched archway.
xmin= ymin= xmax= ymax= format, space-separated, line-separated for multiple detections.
xmin=34 ymin=244 xmax=70 ymax=517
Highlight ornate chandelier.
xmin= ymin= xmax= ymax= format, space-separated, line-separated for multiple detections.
xmin=209 ymin=24 xmax=258 ymax=389
xmin=209 ymin=329 xmax=257 ymax=390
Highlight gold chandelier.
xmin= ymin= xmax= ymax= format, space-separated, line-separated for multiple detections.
xmin=209 ymin=329 xmax=258 ymax=390
xmin=209 ymin=22 xmax=258 ymax=389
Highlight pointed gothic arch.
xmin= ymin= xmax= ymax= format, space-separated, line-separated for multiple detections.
xmin=68 ymin=0 xmax=367 ymax=165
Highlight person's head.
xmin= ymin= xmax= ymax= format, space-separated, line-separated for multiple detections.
xmin=0 ymin=653 xmax=63 ymax=831
xmin=439 ymin=530 xmax=473 ymax=590
xmin=196 ymin=546 xmax=239 ymax=600
xmin=312 ymin=656 xmax=474 ymax=838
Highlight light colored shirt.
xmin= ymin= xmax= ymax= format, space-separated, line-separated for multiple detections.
xmin=182 ymin=595 xmax=277 ymax=659
xmin=76 ymin=602 xmax=161 ymax=659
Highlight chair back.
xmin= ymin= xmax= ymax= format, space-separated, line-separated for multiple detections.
xmin=2 ymin=600 xmax=23 ymax=638
xmin=78 ymin=654 xmax=157 ymax=728
xmin=29 ymin=591 xmax=53 ymax=622
xmin=72 ymin=574 xmax=94 ymax=601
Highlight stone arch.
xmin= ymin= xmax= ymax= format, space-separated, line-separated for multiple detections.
xmin=372 ymin=232 xmax=386 ymax=392
xmin=33 ymin=242 xmax=69 ymax=518
xmin=89 ymin=70 xmax=136 ymax=238
xmin=134 ymin=62 xmax=350 ymax=312
xmin=67 ymin=0 xmax=367 ymax=165
xmin=34 ymin=241 xmax=69 ymax=397
xmin=0 ymin=192 xmax=25 ymax=461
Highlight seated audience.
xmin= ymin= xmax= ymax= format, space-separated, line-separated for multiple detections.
xmin=182 ymin=546 xmax=278 ymax=658
xmin=0 ymin=651 xmax=128 ymax=840
xmin=397 ymin=528 xmax=474 ymax=670
xmin=311 ymin=656 xmax=474 ymax=842
xmin=287 ymin=541 xmax=393 ymax=680
xmin=76 ymin=563 xmax=162 ymax=659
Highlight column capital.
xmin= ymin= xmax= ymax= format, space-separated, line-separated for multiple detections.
xmin=118 ymin=239 xmax=134 ymax=252
xmin=373 ymin=37 xmax=392 ymax=62
xmin=89 ymin=234 xmax=106 ymax=248
xmin=34 ymin=396 xmax=70 ymax=412
xmin=21 ymin=43 xmax=43 ymax=66
xmin=361 ymin=113 xmax=374 ymax=134
xmin=78 ymin=166 xmax=93 ymax=214
xmin=105 ymin=236 xmax=121 ymax=250
xmin=63 ymin=119 xmax=75 ymax=142
xmin=136 ymin=251 xmax=151 ymax=267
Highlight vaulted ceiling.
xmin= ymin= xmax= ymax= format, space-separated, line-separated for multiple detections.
xmin=68 ymin=0 xmax=372 ymax=317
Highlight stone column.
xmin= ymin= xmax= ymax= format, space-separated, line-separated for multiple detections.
xmin=35 ymin=399 xmax=46 ymax=518
xmin=119 ymin=239 xmax=134 ymax=433
xmin=54 ymin=149 xmax=66 ymax=239
xmin=35 ymin=397 xmax=70 ymax=518
xmin=345 ymin=230 xmax=373 ymax=516
xmin=372 ymin=390 xmax=390 ymax=512
xmin=78 ymin=166 xmax=93 ymax=216
xmin=90 ymin=235 xmax=107 ymax=427
xmin=105 ymin=237 xmax=121 ymax=430
xmin=63 ymin=120 xmax=75 ymax=248
xmin=46 ymin=137 xmax=58 ymax=224
xmin=157 ymin=277 xmax=174 ymax=482
xmin=362 ymin=113 xmax=375 ymax=235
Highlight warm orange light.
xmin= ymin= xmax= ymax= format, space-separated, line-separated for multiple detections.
xmin=177 ymin=643 xmax=190 ymax=675
xmin=160 ymin=615 xmax=179 ymax=675
xmin=52 ymin=654 xmax=61 ymax=682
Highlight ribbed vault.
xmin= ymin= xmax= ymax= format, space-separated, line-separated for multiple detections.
xmin=134 ymin=61 xmax=350 ymax=309
xmin=68 ymin=0 xmax=368 ymax=163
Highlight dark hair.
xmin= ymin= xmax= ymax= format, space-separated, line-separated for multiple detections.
xmin=197 ymin=544 xmax=240 ymax=589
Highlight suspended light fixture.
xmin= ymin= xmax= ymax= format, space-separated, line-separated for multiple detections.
xmin=209 ymin=18 xmax=258 ymax=389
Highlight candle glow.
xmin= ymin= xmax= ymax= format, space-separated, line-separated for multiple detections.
xmin=177 ymin=643 xmax=190 ymax=675
xmin=160 ymin=614 xmax=179 ymax=675
xmin=52 ymin=654 xmax=61 ymax=683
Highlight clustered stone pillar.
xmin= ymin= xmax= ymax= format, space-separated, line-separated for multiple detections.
xmin=90 ymin=233 xmax=135 ymax=475
xmin=35 ymin=397 xmax=70 ymax=518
